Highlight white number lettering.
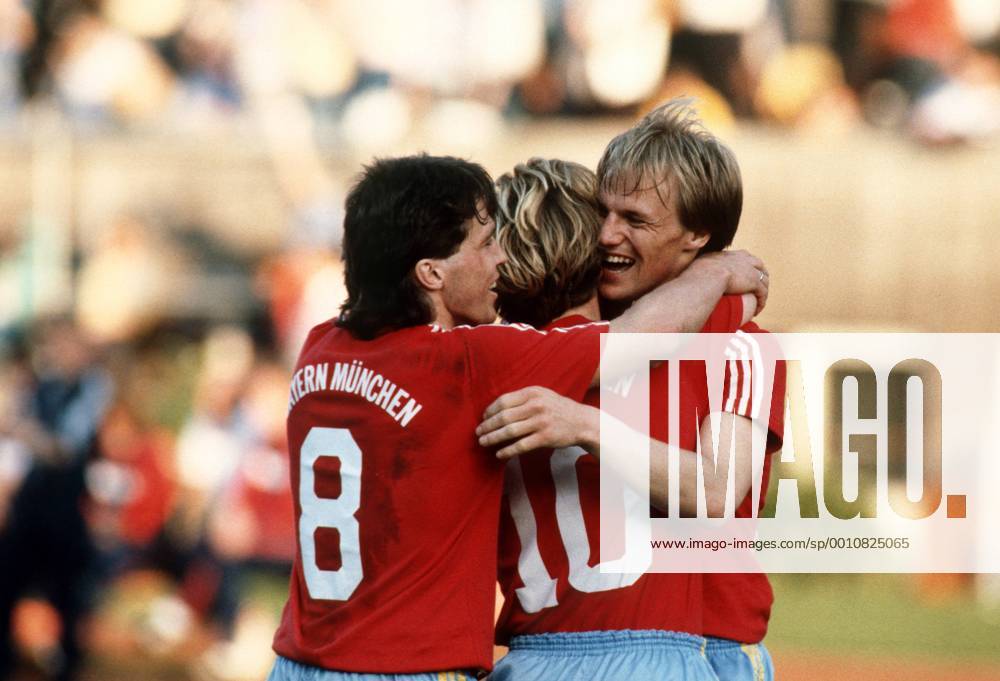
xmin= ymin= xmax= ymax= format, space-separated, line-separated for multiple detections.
xmin=508 ymin=446 xmax=640 ymax=613
xmin=299 ymin=427 xmax=363 ymax=600
xmin=504 ymin=457 xmax=559 ymax=613
xmin=552 ymin=448 xmax=641 ymax=594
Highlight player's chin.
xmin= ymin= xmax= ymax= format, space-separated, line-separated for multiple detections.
xmin=477 ymin=302 xmax=499 ymax=325
xmin=598 ymin=276 xmax=633 ymax=302
xmin=489 ymin=290 xmax=502 ymax=319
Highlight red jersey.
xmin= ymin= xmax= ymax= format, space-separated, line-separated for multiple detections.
xmin=272 ymin=318 xmax=605 ymax=673
xmin=496 ymin=296 xmax=754 ymax=642
xmin=703 ymin=321 xmax=786 ymax=644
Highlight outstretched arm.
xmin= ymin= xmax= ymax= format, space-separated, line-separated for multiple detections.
xmin=593 ymin=251 xmax=767 ymax=388
xmin=476 ymin=386 xmax=764 ymax=515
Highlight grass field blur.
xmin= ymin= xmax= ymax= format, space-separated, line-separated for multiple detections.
xmin=769 ymin=574 xmax=1000 ymax=680
xmin=10 ymin=570 xmax=1000 ymax=679
xmin=769 ymin=574 xmax=1000 ymax=662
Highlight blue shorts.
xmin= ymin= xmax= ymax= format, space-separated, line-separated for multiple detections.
xmin=703 ymin=638 xmax=774 ymax=681
xmin=267 ymin=655 xmax=479 ymax=681
xmin=489 ymin=630 xmax=717 ymax=681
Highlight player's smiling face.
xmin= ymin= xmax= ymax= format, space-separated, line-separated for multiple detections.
xmin=438 ymin=210 xmax=506 ymax=327
xmin=598 ymin=179 xmax=708 ymax=304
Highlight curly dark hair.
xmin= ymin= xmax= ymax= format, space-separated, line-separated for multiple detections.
xmin=337 ymin=155 xmax=498 ymax=340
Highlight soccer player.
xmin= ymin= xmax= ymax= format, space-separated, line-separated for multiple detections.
xmin=479 ymin=102 xmax=785 ymax=681
xmin=267 ymin=154 xmax=767 ymax=681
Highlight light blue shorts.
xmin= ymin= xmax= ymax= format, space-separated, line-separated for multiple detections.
xmin=703 ymin=638 xmax=774 ymax=681
xmin=489 ymin=630 xmax=717 ymax=681
xmin=267 ymin=655 xmax=479 ymax=681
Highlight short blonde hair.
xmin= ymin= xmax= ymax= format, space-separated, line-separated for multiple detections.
xmin=495 ymin=158 xmax=602 ymax=328
xmin=597 ymin=98 xmax=742 ymax=253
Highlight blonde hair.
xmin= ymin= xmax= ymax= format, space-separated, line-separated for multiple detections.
xmin=495 ymin=158 xmax=602 ymax=328
xmin=597 ymin=97 xmax=742 ymax=253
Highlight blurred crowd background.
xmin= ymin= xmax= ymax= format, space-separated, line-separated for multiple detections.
xmin=1 ymin=0 xmax=1000 ymax=680
xmin=0 ymin=0 xmax=998 ymax=138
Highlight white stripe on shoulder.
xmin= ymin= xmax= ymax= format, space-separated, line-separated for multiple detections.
xmin=436 ymin=320 xmax=608 ymax=334
xmin=436 ymin=321 xmax=544 ymax=334
xmin=737 ymin=329 xmax=764 ymax=420
xmin=731 ymin=336 xmax=752 ymax=416
xmin=723 ymin=345 xmax=740 ymax=413
xmin=551 ymin=321 xmax=610 ymax=333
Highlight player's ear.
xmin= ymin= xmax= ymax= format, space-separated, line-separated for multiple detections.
xmin=413 ymin=258 xmax=446 ymax=292
xmin=684 ymin=230 xmax=711 ymax=251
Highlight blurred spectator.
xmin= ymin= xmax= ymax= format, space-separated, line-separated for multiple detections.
xmin=0 ymin=0 xmax=34 ymax=120
xmin=833 ymin=0 xmax=891 ymax=93
xmin=50 ymin=12 xmax=176 ymax=125
xmin=75 ymin=216 xmax=185 ymax=344
xmin=0 ymin=336 xmax=32 ymax=531
xmin=754 ymin=43 xmax=861 ymax=134
xmin=172 ymin=326 xmax=253 ymax=548
xmin=148 ymin=326 xmax=256 ymax=649
xmin=255 ymin=249 xmax=347 ymax=364
xmin=18 ymin=0 xmax=83 ymax=101
xmin=952 ymin=0 xmax=1000 ymax=48
xmin=170 ymin=0 xmax=242 ymax=125
xmin=198 ymin=359 xmax=294 ymax=681
xmin=0 ymin=317 xmax=112 ymax=681
xmin=86 ymin=401 xmax=176 ymax=567
xmin=0 ymin=229 xmax=27 ymax=329
xmin=0 ymin=0 xmax=991 ymax=146
xmin=562 ymin=0 xmax=672 ymax=110
xmin=206 ymin=359 xmax=293 ymax=567
xmin=643 ymin=70 xmax=738 ymax=132
xmin=668 ymin=0 xmax=774 ymax=116
xmin=836 ymin=0 xmax=1000 ymax=142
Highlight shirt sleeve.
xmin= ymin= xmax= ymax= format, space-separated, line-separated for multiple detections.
xmin=719 ymin=325 xmax=785 ymax=451
xmin=457 ymin=322 xmax=608 ymax=416
xmin=699 ymin=295 xmax=745 ymax=333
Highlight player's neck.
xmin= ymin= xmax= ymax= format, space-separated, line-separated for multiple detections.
xmin=559 ymin=295 xmax=601 ymax=323
xmin=428 ymin=299 xmax=496 ymax=330
xmin=427 ymin=292 xmax=457 ymax=329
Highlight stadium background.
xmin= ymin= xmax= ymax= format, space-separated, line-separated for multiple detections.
xmin=0 ymin=0 xmax=999 ymax=679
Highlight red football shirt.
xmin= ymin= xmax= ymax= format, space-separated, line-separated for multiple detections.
xmin=702 ymin=321 xmax=786 ymax=644
xmin=495 ymin=296 xmax=755 ymax=641
xmin=272 ymin=318 xmax=605 ymax=673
